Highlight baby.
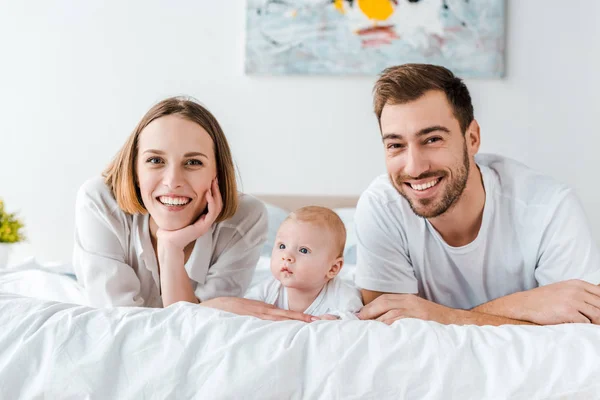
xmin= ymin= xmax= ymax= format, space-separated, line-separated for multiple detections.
xmin=245 ymin=206 xmax=363 ymax=319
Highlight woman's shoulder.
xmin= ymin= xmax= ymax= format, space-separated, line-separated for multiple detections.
xmin=76 ymin=176 xmax=122 ymax=215
xmin=73 ymin=177 xmax=134 ymax=252
xmin=220 ymin=193 xmax=267 ymax=231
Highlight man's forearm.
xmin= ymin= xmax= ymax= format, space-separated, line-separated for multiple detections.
xmin=447 ymin=309 xmax=535 ymax=326
xmin=471 ymin=291 xmax=528 ymax=321
xmin=473 ymin=281 xmax=600 ymax=325
xmin=359 ymin=290 xmax=535 ymax=325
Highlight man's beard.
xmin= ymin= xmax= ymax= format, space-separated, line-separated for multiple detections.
xmin=393 ymin=145 xmax=470 ymax=219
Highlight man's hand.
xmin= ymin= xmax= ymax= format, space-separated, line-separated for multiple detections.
xmin=474 ymin=279 xmax=600 ymax=325
xmin=357 ymin=293 xmax=459 ymax=325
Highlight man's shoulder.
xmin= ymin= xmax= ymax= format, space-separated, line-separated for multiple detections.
xmin=357 ymin=174 xmax=413 ymax=217
xmin=477 ymin=153 xmax=572 ymax=208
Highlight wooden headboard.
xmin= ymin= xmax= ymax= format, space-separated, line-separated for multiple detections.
xmin=254 ymin=195 xmax=359 ymax=212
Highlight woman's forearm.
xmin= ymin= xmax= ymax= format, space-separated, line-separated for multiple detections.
xmin=158 ymin=245 xmax=199 ymax=307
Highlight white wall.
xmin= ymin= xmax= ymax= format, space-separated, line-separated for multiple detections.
xmin=1 ymin=0 xmax=599 ymax=264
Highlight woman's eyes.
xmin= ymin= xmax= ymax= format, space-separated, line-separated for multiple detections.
xmin=146 ymin=157 xmax=163 ymax=164
xmin=185 ymin=159 xmax=203 ymax=166
xmin=145 ymin=157 xmax=203 ymax=166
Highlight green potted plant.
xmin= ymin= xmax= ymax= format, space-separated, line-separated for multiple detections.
xmin=0 ymin=198 xmax=25 ymax=268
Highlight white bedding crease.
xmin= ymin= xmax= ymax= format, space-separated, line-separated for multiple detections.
xmin=0 ymin=259 xmax=600 ymax=399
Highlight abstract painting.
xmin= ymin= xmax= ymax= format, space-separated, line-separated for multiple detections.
xmin=245 ymin=0 xmax=505 ymax=77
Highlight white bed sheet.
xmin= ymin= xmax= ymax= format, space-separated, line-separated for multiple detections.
xmin=1 ymin=258 xmax=599 ymax=399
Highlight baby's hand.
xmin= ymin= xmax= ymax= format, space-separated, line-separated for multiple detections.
xmin=319 ymin=314 xmax=340 ymax=320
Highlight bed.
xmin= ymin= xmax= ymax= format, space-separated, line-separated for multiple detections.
xmin=0 ymin=196 xmax=599 ymax=399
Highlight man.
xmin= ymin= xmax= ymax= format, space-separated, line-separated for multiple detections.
xmin=355 ymin=64 xmax=600 ymax=326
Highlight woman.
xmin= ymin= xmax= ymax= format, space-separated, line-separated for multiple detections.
xmin=73 ymin=97 xmax=315 ymax=321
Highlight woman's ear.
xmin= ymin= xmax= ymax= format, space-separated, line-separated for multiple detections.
xmin=327 ymin=257 xmax=344 ymax=279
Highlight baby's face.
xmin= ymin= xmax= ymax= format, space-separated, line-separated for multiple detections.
xmin=270 ymin=219 xmax=341 ymax=291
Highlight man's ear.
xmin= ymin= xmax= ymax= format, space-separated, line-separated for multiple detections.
xmin=466 ymin=119 xmax=481 ymax=156
xmin=327 ymin=257 xmax=344 ymax=279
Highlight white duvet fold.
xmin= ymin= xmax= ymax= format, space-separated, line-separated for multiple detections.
xmin=0 ymin=293 xmax=599 ymax=400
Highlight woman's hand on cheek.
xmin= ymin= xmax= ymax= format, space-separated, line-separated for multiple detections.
xmin=157 ymin=178 xmax=223 ymax=252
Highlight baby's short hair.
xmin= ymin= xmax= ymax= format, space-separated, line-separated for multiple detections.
xmin=286 ymin=206 xmax=347 ymax=258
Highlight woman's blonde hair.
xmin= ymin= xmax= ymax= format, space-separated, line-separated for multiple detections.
xmin=103 ymin=96 xmax=238 ymax=223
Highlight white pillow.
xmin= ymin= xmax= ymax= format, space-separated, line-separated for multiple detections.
xmin=333 ymin=207 xmax=357 ymax=265
xmin=248 ymin=255 xmax=272 ymax=292
xmin=261 ymin=203 xmax=290 ymax=257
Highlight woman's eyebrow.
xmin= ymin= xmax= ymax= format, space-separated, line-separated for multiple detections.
xmin=142 ymin=149 xmax=208 ymax=159
xmin=184 ymin=151 xmax=208 ymax=159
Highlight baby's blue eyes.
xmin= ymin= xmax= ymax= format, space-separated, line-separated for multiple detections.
xmin=278 ymin=244 xmax=309 ymax=254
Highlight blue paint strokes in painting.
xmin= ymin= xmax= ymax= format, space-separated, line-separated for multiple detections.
xmin=245 ymin=0 xmax=505 ymax=77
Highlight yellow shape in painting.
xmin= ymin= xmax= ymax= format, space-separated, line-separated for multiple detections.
xmin=334 ymin=0 xmax=346 ymax=14
xmin=358 ymin=0 xmax=394 ymax=21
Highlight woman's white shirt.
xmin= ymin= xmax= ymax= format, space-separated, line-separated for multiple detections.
xmin=73 ymin=177 xmax=267 ymax=308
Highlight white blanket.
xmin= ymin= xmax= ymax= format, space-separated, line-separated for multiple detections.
xmin=0 ymin=258 xmax=86 ymax=305
xmin=1 ymin=260 xmax=600 ymax=399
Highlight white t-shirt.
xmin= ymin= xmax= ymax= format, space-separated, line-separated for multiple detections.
xmin=245 ymin=276 xmax=363 ymax=319
xmin=355 ymin=154 xmax=600 ymax=309
xmin=73 ymin=177 xmax=268 ymax=308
